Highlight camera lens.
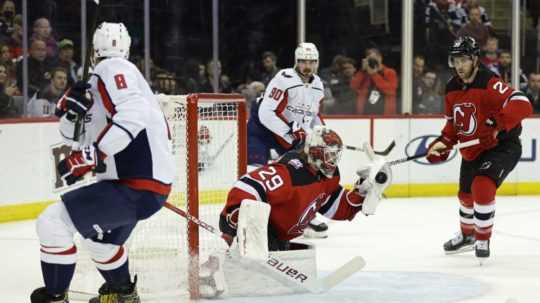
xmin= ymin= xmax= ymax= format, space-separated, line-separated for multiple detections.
xmin=368 ymin=58 xmax=378 ymax=69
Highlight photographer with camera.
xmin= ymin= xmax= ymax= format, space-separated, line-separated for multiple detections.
xmin=350 ymin=47 xmax=398 ymax=114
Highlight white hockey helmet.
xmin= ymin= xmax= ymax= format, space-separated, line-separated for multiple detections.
xmin=304 ymin=125 xmax=343 ymax=178
xmin=294 ymin=42 xmax=319 ymax=70
xmin=92 ymin=22 xmax=131 ymax=61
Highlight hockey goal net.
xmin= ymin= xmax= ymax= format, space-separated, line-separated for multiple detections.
xmin=69 ymin=93 xmax=247 ymax=301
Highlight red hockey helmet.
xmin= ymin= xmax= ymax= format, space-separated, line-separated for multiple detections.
xmin=304 ymin=126 xmax=343 ymax=178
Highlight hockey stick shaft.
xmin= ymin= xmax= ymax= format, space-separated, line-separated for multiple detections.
xmin=388 ymin=138 xmax=480 ymax=166
xmin=345 ymin=140 xmax=396 ymax=156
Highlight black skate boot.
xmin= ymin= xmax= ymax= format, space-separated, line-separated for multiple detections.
xmin=89 ymin=276 xmax=140 ymax=303
xmin=30 ymin=287 xmax=69 ymax=303
xmin=443 ymin=233 xmax=475 ymax=254
xmin=303 ymin=218 xmax=328 ymax=239
xmin=475 ymin=240 xmax=490 ymax=264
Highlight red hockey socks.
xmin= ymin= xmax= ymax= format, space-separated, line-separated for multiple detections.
xmin=471 ymin=175 xmax=497 ymax=241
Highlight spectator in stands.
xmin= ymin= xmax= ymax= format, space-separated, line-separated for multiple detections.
xmin=498 ymin=50 xmax=528 ymax=90
xmin=239 ymin=80 xmax=265 ymax=111
xmin=53 ymin=39 xmax=78 ymax=85
xmin=153 ymin=70 xmax=179 ymax=94
xmin=37 ymin=67 xmax=67 ymax=104
xmin=525 ymin=72 xmax=540 ymax=114
xmin=0 ymin=62 xmax=17 ymax=117
xmin=457 ymin=5 xmax=490 ymax=48
xmin=413 ymin=54 xmax=426 ymax=79
xmin=480 ymin=36 xmax=500 ymax=75
xmin=199 ymin=60 xmax=232 ymax=93
xmin=31 ymin=17 xmax=57 ymax=58
xmin=323 ymin=56 xmax=357 ymax=114
xmin=7 ymin=14 xmax=21 ymax=58
xmin=16 ymin=39 xmax=53 ymax=96
xmin=350 ymin=47 xmax=398 ymax=115
xmin=425 ymin=0 xmax=458 ymax=67
xmin=254 ymin=51 xmax=279 ymax=86
xmin=0 ymin=43 xmax=14 ymax=80
xmin=0 ymin=0 xmax=16 ymax=42
xmin=413 ymin=68 xmax=443 ymax=114
xmin=450 ymin=0 xmax=493 ymax=31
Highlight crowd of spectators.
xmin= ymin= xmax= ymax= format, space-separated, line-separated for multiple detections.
xmin=1 ymin=0 xmax=540 ymax=119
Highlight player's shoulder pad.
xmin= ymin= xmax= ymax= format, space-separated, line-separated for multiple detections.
xmin=93 ymin=57 xmax=137 ymax=78
xmin=277 ymin=151 xmax=324 ymax=186
xmin=278 ymin=68 xmax=295 ymax=79
xmin=311 ymin=74 xmax=324 ymax=91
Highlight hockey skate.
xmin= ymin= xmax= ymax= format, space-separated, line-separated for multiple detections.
xmin=30 ymin=287 xmax=69 ymax=303
xmin=89 ymin=276 xmax=140 ymax=303
xmin=199 ymin=254 xmax=227 ymax=298
xmin=443 ymin=233 xmax=475 ymax=255
xmin=475 ymin=240 xmax=490 ymax=264
xmin=303 ymin=218 xmax=328 ymax=239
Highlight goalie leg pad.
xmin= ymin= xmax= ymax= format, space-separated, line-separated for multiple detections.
xmin=36 ymin=202 xmax=78 ymax=264
xmin=236 ymin=199 xmax=271 ymax=260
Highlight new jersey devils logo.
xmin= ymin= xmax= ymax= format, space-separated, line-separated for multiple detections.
xmin=453 ymin=103 xmax=477 ymax=136
xmin=288 ymin=193 xmax=327 ymax=236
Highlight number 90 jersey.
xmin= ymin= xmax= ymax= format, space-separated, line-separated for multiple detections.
xmin=443 ymin=67 xmax=532 ymax=161
xmin=249 ymin=68 xmax=325 ymax=149
xmin=220 ymin=152 xmax=363 ymax=241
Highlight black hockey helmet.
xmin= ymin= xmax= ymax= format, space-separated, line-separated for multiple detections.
xmin=448 ymin=36 xmax=480 ymax=67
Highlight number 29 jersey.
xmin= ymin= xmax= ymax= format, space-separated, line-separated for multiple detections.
xmin=220 ymin=151 xmax=363 ymax=241
xmin=442 ymin=66 xmax=532 ymax=161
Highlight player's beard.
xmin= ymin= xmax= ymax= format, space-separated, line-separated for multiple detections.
xmin=298 ymin=67 xmax=313 ymax=79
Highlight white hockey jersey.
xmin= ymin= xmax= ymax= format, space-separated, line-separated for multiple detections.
xmin=59 ymin=57 xmax=175 ymax=195
xmin=257 ymin=68 xmax=325 ymax=147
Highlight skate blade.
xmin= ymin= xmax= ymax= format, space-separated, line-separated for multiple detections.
xmin=303 ymin=229 xmax=328 ymax=239
xmin=477 ymin=256 xmax=488 ymax=266
xmin=444 ymin=245 xmax=474 ymax=255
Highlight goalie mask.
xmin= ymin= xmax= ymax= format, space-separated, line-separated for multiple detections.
xmin=304 ymin=126 xmax=343 ymax=178
xmin=92 ymin=22 xmax=131 ymax=63
xmin=294 ymin=42 xmax=319 ymax=77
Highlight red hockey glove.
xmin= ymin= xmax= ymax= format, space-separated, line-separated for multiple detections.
xmin=426 ymin=136 xmax=454 ymax=164
xmin=478 ymin=114 xmax=504 ymax=148
xmin=57 ymin=145 xmax=106 ymax=185
xmin=290 ymin=121 xmax=307 ymax=148
xmin=55 ymin=81 xmax=92 ymax=121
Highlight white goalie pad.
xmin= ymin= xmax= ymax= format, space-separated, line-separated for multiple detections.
xmin=357 ymin=142 xmax=393 ymax=215
xmin=236 ymin=199 xmax=271 ymax=260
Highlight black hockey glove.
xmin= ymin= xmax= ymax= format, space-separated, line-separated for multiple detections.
xmin=55 ymin=81 xmax=92 ymax=121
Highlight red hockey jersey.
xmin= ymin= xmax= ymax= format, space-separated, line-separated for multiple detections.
xmin=442 ymin=67 xmax=532 ymax=161
xmin=220 ymin=152 xmax=363 ymax=241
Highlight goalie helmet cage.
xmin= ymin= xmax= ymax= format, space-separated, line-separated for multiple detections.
xmin=68 ymin=93 xmax=247 ymax=301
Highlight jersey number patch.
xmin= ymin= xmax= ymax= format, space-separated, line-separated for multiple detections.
xmin=269 ymin=87 xmax=283 ymax=101
xmin=114 ymin=74 xmax=128 ymax=90
xmin=257 ymin=166 xmax=284 ymax=191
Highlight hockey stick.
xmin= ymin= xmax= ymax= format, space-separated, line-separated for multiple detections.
xmin=163 ymin=202 xmax=364 ymax=293
xmin=387 ymin=138 xmax=480 ymax=167
xmin=72 ymin=0 xmax=100 ymax=148
xmin=345 ymin=140 xmax=396 ymax=156
xmin=208 ymin=132 xmax=235 ymax=163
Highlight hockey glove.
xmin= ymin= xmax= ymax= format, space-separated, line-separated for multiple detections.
xmin=55 ymin=81 xmax=92 ymax=121
xmin=290 ymin=121 xmax=307 ymax=148
xmin=57 ymin=144 xmax=106 ymax=185
xmin=426 ymin=136 xmax=454 ymax=164
xmin=479 ymin=114 xmax=504 ymax=148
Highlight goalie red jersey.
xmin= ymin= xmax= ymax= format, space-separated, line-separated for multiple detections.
xmin=442 ymin=67 xmax=532 ymax=161
xmin=220 ymin=151 xmax=364 ymax=241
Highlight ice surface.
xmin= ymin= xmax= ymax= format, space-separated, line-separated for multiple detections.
xmin=2 ymin=196 xmax=539 ymax=303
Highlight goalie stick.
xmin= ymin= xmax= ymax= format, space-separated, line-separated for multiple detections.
xmin=163 ymin=202 xmax=365 ymax=293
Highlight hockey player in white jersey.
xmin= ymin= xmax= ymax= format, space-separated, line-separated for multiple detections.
xmin=30 ymin=22 xmax=174 ymax=303
xmin=246 ymin=42 xmax=328 ymax=237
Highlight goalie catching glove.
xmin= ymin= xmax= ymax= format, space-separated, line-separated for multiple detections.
xmin=57 ymin=144 xmax=106 ymax=185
